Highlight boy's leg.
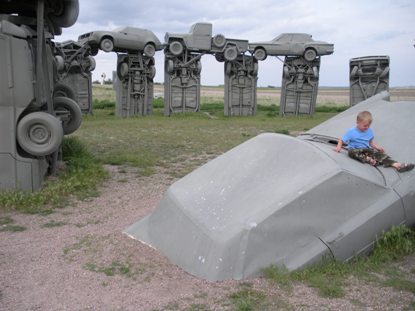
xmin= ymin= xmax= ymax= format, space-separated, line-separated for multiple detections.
xmin=348 ymin=148 xmax=376 ymax=165
xmin=372 ymin=151 xmax=396 ymax=167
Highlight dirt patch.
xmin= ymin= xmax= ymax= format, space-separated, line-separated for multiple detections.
xmin=1 ymin=165 xmax=414 ymax=310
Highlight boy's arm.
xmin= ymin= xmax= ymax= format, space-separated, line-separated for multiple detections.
xmin=335 ymin=138 xmax=343 ymax=152
xmin=369 ymin=140 xmax=384 ymax=152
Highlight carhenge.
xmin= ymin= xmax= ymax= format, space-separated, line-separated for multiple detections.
xmin=125 ymin=92 xmax=415 ymax=281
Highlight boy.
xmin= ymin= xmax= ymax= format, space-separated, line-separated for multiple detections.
xmin=335 ymin=110 xmax=414 ymax=172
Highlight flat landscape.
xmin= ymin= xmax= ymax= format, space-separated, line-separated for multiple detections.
xmin=1 ymin=85 xmax=415 ymax=311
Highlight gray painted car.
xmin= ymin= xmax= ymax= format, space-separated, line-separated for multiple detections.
xmin=125 ymin=92 xmax=415 ymax=281
xmin=78 ymin=26 xmax=162 ymax=56
xmin=248 ymin=33 xmax=334 ymax=61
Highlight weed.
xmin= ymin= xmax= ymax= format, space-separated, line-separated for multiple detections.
xmin=0 ymin=137 xmax=107 ymax=214
xmin=0 ymin=217 xmax=26 ymax=232
xmin=371 ymin=225 xmax=415 ymax=263
xmin=84 ymin=260 xmax=144 ymax=278
xmin=382 ymin=278 xmax=415 ymax=294
xmin=229 ymin=283 xmax=267 ymax=311
xmin=41 ymin=220 xmax=67 ymax=228
xmin=263 ymin=225 xmax=415 ymax=298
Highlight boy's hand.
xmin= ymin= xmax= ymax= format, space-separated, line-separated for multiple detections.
xmin=334 ymin=146 xmax=342 ymax=153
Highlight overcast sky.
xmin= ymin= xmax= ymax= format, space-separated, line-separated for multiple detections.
xmin=59 ymin=0 xmax=415 ymax=87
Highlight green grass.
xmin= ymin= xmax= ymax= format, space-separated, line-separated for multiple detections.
xmin=80 ymin=97 xmax=339 ymax=178
xmin=41 ymin=220 xmax=67 ymax=228
xmin=263 ymin=224 xmax=415 ymax=298
xmin=0 ymin=137 xmax=107 ymax=214
xmin=229 ymin=283 xmax=267 ymax=311
xmin=84 ymin=260 xmax=131 ymax=276
xmin=0 ymin=217 xmax=26 ymax=232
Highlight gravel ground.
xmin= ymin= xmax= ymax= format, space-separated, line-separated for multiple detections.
xmin=1 ymin=166 xmax=414 ymax=311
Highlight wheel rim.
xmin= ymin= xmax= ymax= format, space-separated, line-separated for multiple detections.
xmin=304 ymin=49 xmax=316 ymax=61
xmin=100 ymin=39 xmax=113 ymax=52
xmin=28 ymin=124 xmax=50 ymax=144
xmin=144 ymin=44 xmax=155 ymax=57
xmin=225 ymin=47 xmax=237 ymax=61
xmin=254 ymin=49 xmax=266 ymax=61
xmin=170 ymin=41 xmax=183 ymax=56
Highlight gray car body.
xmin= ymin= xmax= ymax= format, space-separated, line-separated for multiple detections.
xmin=125 ymin=92 xmax=415 ymax=281
xmin=78 ymin=26 xmax=162 ymax=53
xmin=248 ymin=33 xmax=334 ymax=58
xmin=165 ymin=22 xmax=248 ymax=54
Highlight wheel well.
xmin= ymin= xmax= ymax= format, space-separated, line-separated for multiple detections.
xmin=101 ymin=35 xmax=113 ymax=42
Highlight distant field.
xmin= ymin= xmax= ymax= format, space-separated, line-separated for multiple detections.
xmin=94 ymin=84 xmax=415 ymax=107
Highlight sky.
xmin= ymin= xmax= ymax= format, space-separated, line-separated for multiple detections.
xmin=58 ymin=0 xmax=415 ymax=87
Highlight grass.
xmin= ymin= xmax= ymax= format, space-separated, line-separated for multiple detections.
xmin=0 ymin=137 xmax=107 ymax=214
xmin=81 ymin=95 xmax=340 ymax=179
xmin=0 ymin=216 xmax=26 ymax=232
xmin=263 ymin=224 xmax=415 ymax=298
xmin=84 ymin=260 xmax=137 ymax=277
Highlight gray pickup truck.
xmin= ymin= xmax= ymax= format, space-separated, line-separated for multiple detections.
xmin=165 ymin=22 xmax=248 ymax=61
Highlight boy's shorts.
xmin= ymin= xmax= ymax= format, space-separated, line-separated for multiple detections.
xmin=348 ymin=148 xmax=396 ymax=167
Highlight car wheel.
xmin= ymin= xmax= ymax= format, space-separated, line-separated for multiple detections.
xmin=54 ymin=97 xmax=82 ymax=135
xmin=149 ymin=65 xmax=156 ymax=79
xmin=194 ymin=61 xmax=202 ymax=75
xmin=380 ymin=66 xmax=389 ymax=78
xmin=86 ymin=56 xmax=96 ymax=72
xmin=212 ymin=34 xmax=226 ymax=48
xmin=117 ymin=61 xmax=129 ymax=80
xmin=350 ymin=66 xmax=358 ymax=78
xmin=225 ymin=62 xmax=233 ymax=76
xmin=304 ymin=48 xmax=317 ymax=62
xmin=215 ymin=53 xmax=225 ymax=63
xmin=224 ymin=46 xmax=238 ymax=61
xmin=251 ymin=62 xmax=258 ymax=76
xmin=90 ymin=46 xmax=99 ymax=56
xmin=17 ymin=112 xmax=63 ymax=156
xmin=254 ymin=48 xmax=267 ymax=61
xmin=312 ymin=66 xmax=319 ymax=78
xmin=169 ymin=41 xmax=184 ymax=56
xmin=283 ymin=66 xmax=290 ymax=78
xmin=53 ymin=83 xmax=76 ymax=100
xmin=144 ymin=43 xmax=156 ymax=57
xmin=100 ymin=38 xmax=114 ymax=52
xmin=55 ymin=55 xmax=65 ymax=73
xmin=166 ymin=59 xmax=175 ymax=74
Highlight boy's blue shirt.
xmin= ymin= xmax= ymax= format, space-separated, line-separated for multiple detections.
xmin=342 ymin=126 xmax=374 ymax=149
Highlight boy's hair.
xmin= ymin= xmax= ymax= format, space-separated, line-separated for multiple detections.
xmin=357 ymin=111 xmax=373 ymax=123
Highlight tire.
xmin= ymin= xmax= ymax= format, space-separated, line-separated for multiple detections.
xmin=225 ymin=62 xmax=233 ymax=76
xmin=215 ymin=53 xmax=225 ymax=63
xmin=86 ymin=56 xmax=96 ymax=72
xmin=54 ymin=97 xmax=82 ymax=135
xmin=254 ymin=48 xmax=267 ymax=61
xmin=350 ymin=66 xmax=358 ymax=78
xmin=17 ymin=112 xmax=63 ymax=156
xmin=55 ymin=55 xmax=65 ymax=73
xmin=100 ymin=38 xmax=114 ymax=52
xmin=48 ymin=0 xmax=79 ymax=28
xmin=283 ymin=66 xmax=290 ymax=78
xmin=144 ymin=43 xmax=156 ymax=57
xmin=312 ymin=66 xmax=319 ymax=78
xmin=224 ymin=46 xmax=238 ymax=61
xmin=169 ymin=41 xmax=184 ymax=56
xmin=194 ymin=61 xmax=202 ymax=75
xmin=251 ymin=62 xmax=258 ymax=76
xmin=304 ymin=48 xmax=317 ymax=62
xmin=380 ymin=66 xmax=389 ymax=78
xmin=90 ymin=46 xmax=99 ymax=56
xmin=166 ymin=59 xmax=174 ymax=74
xmin=53 ymin=83 xmax=76 ymax=100
xmin=117 ymin=61 xmax=129 ymax=80
xmin=212 ymin=34 xmax=226 ymax=48
xmin=149 ymin=65 xmax=156 ymax=79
